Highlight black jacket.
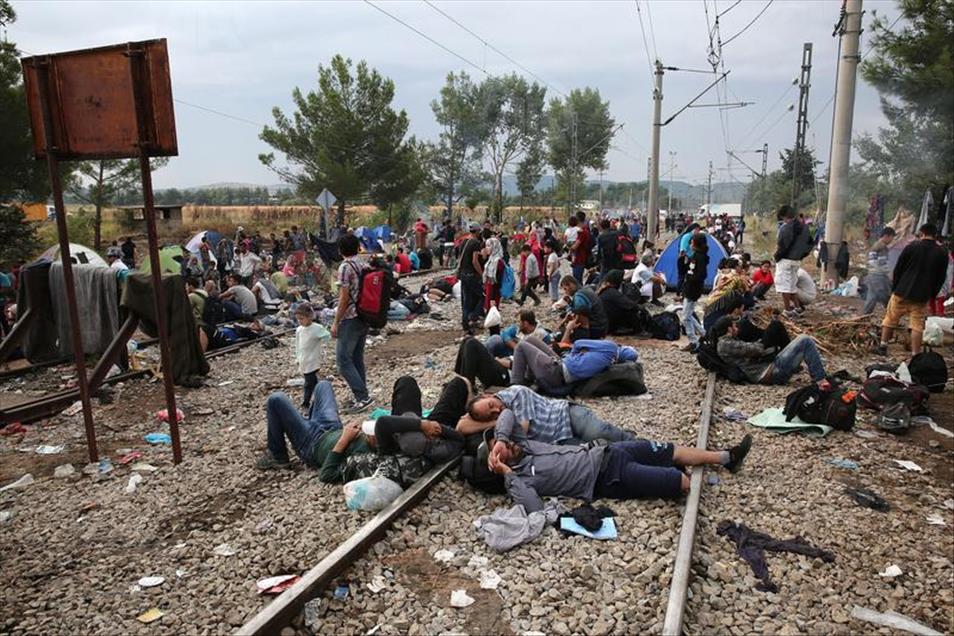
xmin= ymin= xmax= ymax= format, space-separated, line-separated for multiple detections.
xmin=683 ymin=251 xmax=710 ymax=301
xmin=892 ymin=239 xmax=949 ymax=303
xmin=775 ymin=220 xmax=811 ymax=262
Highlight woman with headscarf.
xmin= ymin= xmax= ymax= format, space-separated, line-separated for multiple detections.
xmin=482 ymin=236 xmax=505 ymax=312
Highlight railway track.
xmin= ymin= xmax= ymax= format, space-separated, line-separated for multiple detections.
xmin=239 ymin=372 xmax=719 ymax=636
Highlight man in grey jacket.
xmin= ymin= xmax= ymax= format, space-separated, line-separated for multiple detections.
xmin=486 ymin=408 xmax=752 ymax=513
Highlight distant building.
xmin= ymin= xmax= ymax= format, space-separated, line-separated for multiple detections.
xmin=116 ymin=204 xmax=184 ymax=231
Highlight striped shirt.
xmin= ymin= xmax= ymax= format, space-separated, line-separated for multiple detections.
xmin=495 ymin=386 xmax=572 ymax=444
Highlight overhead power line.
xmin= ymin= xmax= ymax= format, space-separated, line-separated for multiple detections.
xmin=644 ymin=0 xmax=659 ymax=62
xmin=722 ymin=0 xmax=774 ymax=47
xmin=717 ymin=0 xmax=743 ymax=18
xmin=633 ymin=0 xmax=656 ymax=89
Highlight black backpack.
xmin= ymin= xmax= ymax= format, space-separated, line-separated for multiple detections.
xmin=651 ymin=311 xmax=681 ymax=341
xmin=458 ymin=455 xmax=506 ymax=495
xmin=857 ymin=376 xmax=930 ymax=414
xmin=202 ymin=295 xmax=229 ymax=327
xmin=783 ymin=383 xmax=856 ymax=431
xmin=417 ymin=248 xmax=433 ymax=270
xmin=574 ymin=362 xmax=648 ymax=398
xmin=909 ymin=352 xmax=948 ymax=393
xmin=695 ymin=338 xmax=748 ymax=383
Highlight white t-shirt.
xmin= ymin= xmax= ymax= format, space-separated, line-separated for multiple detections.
xmin=295 ymin=322 xmax=329 ymax=374
xmin=109 ymin=260 xmax=128 ymax=272
xmin=236 ymin=252 xmax=262 ymax=277
xmin=546 ymin=252 xmax=559 ymax=276
xmin=564 ymin=226 xmax=579 ymax=245
xmin=632 ymin=262 xmax=654 ymax=297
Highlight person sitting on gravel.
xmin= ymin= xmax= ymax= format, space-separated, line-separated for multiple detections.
xmin=509 ymin=336 xmax=638 ymax=393
xmin=460 ymin=384 xmax=636 ymax=445
xmin=484 ymin=413 xmax=753 ymax=511
xmin=220 ymin=273 xmax=258 ymax=320
xmin=596 ymin=269 xmax=643 ymax=335
xmin=484 ymin=309 xmax=551 ymax=358
xmin=557 ymin=275 xmax=609 ymax=341
xmin=256 ymin=382 xmax=372 ymax=482
xmin=711 ymin=316 xmax=828 ymax=384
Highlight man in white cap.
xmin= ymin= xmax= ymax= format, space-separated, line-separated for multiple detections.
xmin=105 ymin=246 xmax=128 ymax=272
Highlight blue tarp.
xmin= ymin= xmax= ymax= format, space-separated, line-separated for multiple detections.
xmin=371 ymin=225 xmax=392 ymax=242
xmin=654 ymin=232 xmax=728 ymax=291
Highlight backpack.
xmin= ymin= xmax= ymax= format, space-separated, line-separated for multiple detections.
xmin=616 ymin=235 xmax=638 ymax=267
xmin=458 ymin=454 xmax=506 ymax=495
xmin=574 ymin=362 xmax=647 ymax=398
xmin=908 ymin=351 xmax=948 ymax=393
xmin=343 ymin=453 xmax=431 ymax=488
xmin=876 ymin=402 xmax=911 ymax=433
xmin=650 ymin=311 xmax=681 ymax=341
xmin=857 ymin=376 xmax=929 ymax=414
xmin=349 ymin=261 xmax=394 ymax=329
xmin=695 ymin=338 xmax=748 ymax=383
xmin=499 ymin=263 xmax=516 ymax=299
xmin=417 ymin=248 xmax=433 ymax=271
xmin=783 ymin=383 xmax=857 ymax=431
xmin=202 ymin=295 xmax=229 ymax=327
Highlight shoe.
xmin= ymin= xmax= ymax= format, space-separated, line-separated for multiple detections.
xmin=872 ymin=344 xmax=888 ymax=357
xmin=724 ymin=434 xmax=752 ymax=474
xmin=679 ymin=342 xmax=698 ymax=352
xmin=342 ymin=396 xmax=373 ymax=414
xmin=783 ymin=309 xmax=800 ymax=319
xmin=255 ymin=453 xmax=291 ymax=470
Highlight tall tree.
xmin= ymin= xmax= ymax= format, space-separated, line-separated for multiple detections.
xmin=477 ymin=74 xmax=547 ymax=222
xmin=260 ymin=55 xmax=420 ymax=227
xmin=857 ymin=0 xmax=954 ymax=209
xmin=546 ymin=88 xmax=615 ymax=214
xmin=426 ymin=72 xmax=484 ymax=220
xmin=744 ymin=146 xmax=822 ymax=215
xmin=515 ymin=145 xmax=546 ymax=211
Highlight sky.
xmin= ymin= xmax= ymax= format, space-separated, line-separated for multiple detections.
xmin=9 ymin=0 xmax=902 ymax=191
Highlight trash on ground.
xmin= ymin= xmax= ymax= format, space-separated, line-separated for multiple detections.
xmin=130 ymin=462 xmax=158 ymax=472
xmin=893 ymin=459 xmax=923 ymax=472
xmin=879 ymin=564 xmax=903 ymax=578
xmin=479 ymin=569 xmax=502 ymax=590
xmin=175 ymin=569 xmax=188 ymax=578
xmin=0 ymin=510 xmax=13 ymax=524
xmin=63 ymin=401 xmax=83 ymax=416
xmin=433 ymin=549 xmax=455 ymax=563
xmin=0 ymin=473 xmax=35 ymax=492
xmin=707 ymin=473 xmax=720 ymax=486
xmin=845 ymin=487 xmax=890 ymax=512
xmin=450 ymin=589 xmax=475 ymax=608
xmin=943 ymin=499 xmax=954 ymax=511
xmin=118 ymin=451 xmax=143 ymax=464
xmin=285 ymin=378 xmax=305 ymax=386
xmin=825 ymin=458 xmax=859 ymax=470
xmin=333 ymin=583 xmax=349 ymax=599
xmin=53 ymin=464 xmax=76 ymax=479
xmin=155 ymin=408 xmax=185 ymax=423
xmin=136 ymin=608 xmax=164 ymax=624
xmin=559 ymin=516 xmax=618 ymax=540
xmin=125 ymin=473 xmax=143 ymax=494
xmin=0 ymin=422 xmax=27 ymax=436
xmin=911 ymin=415 xmax=954 ymax=439
xmin=849 ymin=606 xmax=942 ymax=636
xmin=213 ymin=543 xmax=237 ymax=557
xmin=144 ymin=433 xmax=172 ymax=445
xmin=35 ymin=444 xmax=64 ymax=454
xmin=343 ymin=476 xmax=403 ymax=511
xmin=467 ymin=555 xmax=489 ymax=569
xmin=926 ymin=514 xmax=947 ymax=526
xmin=98 ymin=458 xmax=114 ymax=474
xmin=366 ymin=575 xmax=387 ymax=593
xmin=138 ymin=576 xmax=165 ymax=588
xmin=217 ymin=380 xmax=234 ymax=386
xmin=256 ymin=574 xmax=299 ymax=594
xmin=854 ymin=430 xmax=879 ymax=439
xmin=722 ymin=407 xmax=747 ymax=422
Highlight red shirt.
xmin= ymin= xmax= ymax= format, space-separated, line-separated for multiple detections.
xmin=752 ymin=269 xmax=774 ymax=286
xmin=395 ymin=253 xmax=412 ymax=274
xmin=572 ymin=226 xmax=591 ymax=267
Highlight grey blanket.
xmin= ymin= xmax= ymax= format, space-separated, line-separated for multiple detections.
xmin=50 ymin=263 xmax=120 ymax=356
xmin=473 ymin=498 xmax=566 ymax=552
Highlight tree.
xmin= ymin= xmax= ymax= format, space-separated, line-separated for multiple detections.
xmin=515 ymin=145 xmax=546 ymax=211
xmin=744 ymin=146 xmax=822 ymax=216
xmin=260 ymin=55 xmax=420 ymax=228
xmin=546 ymin=88 xmax=615 ymax=214
xmin=477 ymin=74 xmax=547 ymax=222
xmin=857 ymin=0 xmax=953 ymax=210
xmin=0 ymin=204 xmax=40 ymax=265
xmin=426 ymin=72 xmax=485 ymax=220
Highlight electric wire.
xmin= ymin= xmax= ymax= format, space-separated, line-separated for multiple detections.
xmin=721 ymin=0 xmax=774 ymax=47
xmin=644 ymin=0 xmax=659 ymax=62
xmin=633 ymin=0 xmax=657 ymax=89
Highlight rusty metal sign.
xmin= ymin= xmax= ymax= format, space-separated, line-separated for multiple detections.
xmin=21 ymin=39 xmax=178 ymax=159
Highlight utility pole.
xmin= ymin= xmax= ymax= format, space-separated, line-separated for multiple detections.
xmin=643 ymin=157 xmax=650 ymax=213
xmin=667 ymin=151 xmax=676 ymax=215
xmin=760 ymin=143 xmax=768 ymax=216
xmin=823 ymin=0 xmax=863 ymax=286
xmin=791 ymin=42 xmax=813 ymax=209
xmin=599 ymin=169 xmax=604 ymax=210
xmin=569 ymin=111 xmax=578 ymax=217
xmin=706 ymin=160 xmax=713 ymax=212
xmin=646 ymin=60 xmax=664 ymax=241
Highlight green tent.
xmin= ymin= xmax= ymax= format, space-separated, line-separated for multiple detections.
xmin=140 ymin=245 xmax=186 ymax=274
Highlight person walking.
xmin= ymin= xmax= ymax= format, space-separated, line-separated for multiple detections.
xmin=681 ymin=233 xmax=709 ymax=351
xmin=332 ymin=234 xmax=373 ymax=413
xmin=862 ymin=227 xmax=896 ymax=315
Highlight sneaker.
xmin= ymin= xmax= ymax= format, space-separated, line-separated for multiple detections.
xmin=342 ymin=396 xmax=373 ymax=415
xmin=724 ymin=434 xmax=753 ymax=474
xmin=255 ymin=453 xmax=291 ymax=470
xmin=783 ymin=309 xmax=800 ymax=319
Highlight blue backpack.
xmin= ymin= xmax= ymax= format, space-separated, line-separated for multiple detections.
xmin=500 ymin=264 xmax=516 ymax=299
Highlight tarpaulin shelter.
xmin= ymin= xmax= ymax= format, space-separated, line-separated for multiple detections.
xmin=185 ymin=230 xmax=221 ymax=265
xmin=40 ymin=242 xmax=107 ymax=268
xmin=654 ymin=232 xmax=728 ymax=291
xmin=354 ymin=226 xmax=384 ymax=253
xmin=371 ymin=225 xmax=392 ymax=242
xmin=140 ymin=245 xmax=187 ymax=274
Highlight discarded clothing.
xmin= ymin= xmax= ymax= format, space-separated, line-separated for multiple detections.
xmin=717 ymin=520 xmax=835 ymax=593
xmin=50 ymin=263 xmax=120 ymax=357
xmin=747 ymin=407 xmax=833 ymax=437
xmin=15 ymin=260 xmax=58 ymax=362
xmin=558 ymin=516 xmax=618 ymax=540
xmin=565 ymin=503 xmax=617 ymax=532
xmin=845 ymin=487 xmax=890 ymax=512
xmin=121 ymin=272 xmax=209 ymax=386
xmin=473 ymin=499 xmax=566 ymax=552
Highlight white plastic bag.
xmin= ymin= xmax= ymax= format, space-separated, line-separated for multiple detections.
xmin=484 ymin=305 xmax=502 ymax=329
xmin=923 ymin=318 xmax=944 ymax=347
xmin=344 ymin=476 xmax=404 ymax=511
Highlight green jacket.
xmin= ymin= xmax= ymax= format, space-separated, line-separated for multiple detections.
xmin=313 ymin=430 xmax=372 ymax=483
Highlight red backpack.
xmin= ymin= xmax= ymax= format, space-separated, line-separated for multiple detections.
xmin=617 ymin=234 xmax=638 ymax=266
xmin=348 ymin=262 xmax=394 ymax=329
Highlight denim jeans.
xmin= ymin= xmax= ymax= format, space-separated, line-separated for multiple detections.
xmin=769 ymin=335 xmax=827 ymax=383
xmin=549 ymin=272 xmax=561 ymax=300
xmin=572 ymin=264 xmax=585 ymax=284
xmin=266 ymin=382 xmax=341 ymax=464
xmin=484 ymin=334 xmax=512 ymax=358
xmin=682 ymin=298 xmax=704 ymax=345
xmin=459 ymin=273 xmax=484 ymax=329
xmin=566 ymin=404 xmax=636 ymax=444
xmin=336 ymin=317 xmax=369 ymax=401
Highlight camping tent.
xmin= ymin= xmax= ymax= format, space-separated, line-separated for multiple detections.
xmin=654 ymin=232 xmax=728 ymax=291
xmin=40 ymin=242 xmax=107 ymax=268
xmin=185 ymin=230 xmax=221 ymax=265
xmin=140 ymin=245 xmax=187 ymax=274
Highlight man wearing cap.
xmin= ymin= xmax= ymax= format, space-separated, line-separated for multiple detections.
xmin=106 ymin=246 xmax=128 ymax=272
xmin=457 ymin=223 xmax=485 ymax=332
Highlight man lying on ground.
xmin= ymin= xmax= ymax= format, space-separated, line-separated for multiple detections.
xmin=454 ymin=336 xmax=511 ymax=390
xmin=485 ymin=411 xmax=752 ymax=512
xmin=461 ymin=384 xmax=636 ymax=445
xmin=510 ymin=336 xmax=638 ymax=392
xmin=712 ymin=315 xmax=828 ymax=384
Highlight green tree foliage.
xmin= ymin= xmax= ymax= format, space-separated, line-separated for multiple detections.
xmin=857 ymin=0 xmax=954 ymax=209
xmin=745 ymin=147 xmax=822 ymax=216
xmin=425 ymin=72 xmax=485 ymax=220
xmin=259 ymin=55 xmax=422 ymax=227
xmin=477 ymin=74 xmax=547 ymax=221
xmin=0 ymin=204 xmax=40 ymax=265
xmin=546 ymin=88 xmax=615 ymax=214
xmin=515 ymin=145 xmax=546 ymax=211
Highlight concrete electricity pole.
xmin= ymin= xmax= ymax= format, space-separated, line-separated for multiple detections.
xmin=823 ymin=0 xmax=863 ymax=285
xmin=706 ymin=161 xmax=713 ymax=212
xmin=646 ymin=60 xmax=664 ymax=241
xmin=760 ymin=143 xmax=768 ymax=215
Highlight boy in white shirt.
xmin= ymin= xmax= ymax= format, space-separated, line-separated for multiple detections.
xmin=294 ymin=303 xmax=330 ymax=410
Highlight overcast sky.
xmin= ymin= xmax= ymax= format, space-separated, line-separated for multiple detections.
xmin=10 ymin=0 xmax=902 ymax=190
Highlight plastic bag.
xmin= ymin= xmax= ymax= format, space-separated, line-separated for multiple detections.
xmin=343 ymin=476 xmax=404 ymax=511
xmin=923 ymin=319 xmax=944 ymax=347
xmin=484 ymin=305 xmax=502 ymax=328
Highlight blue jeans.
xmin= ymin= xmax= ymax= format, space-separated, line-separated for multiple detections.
xmin=769 ymin=335 xmax=826 ymax=383
xmin=572 ymin=264 xmax=584 ymax=284
xmin=484 ymin=334 xmax=512 ymax=358
xmin=549 ymin=272 xmax=561 ymax=300
xmin=682 ymin=298 xmax=703 ymax=345
xmin=562 ymin=404 xmax=637 ymax=445
xmin=336 ymin=318 xmax=369 ymax=401
xmin=266 ymin=382 xmax=341 ymax=464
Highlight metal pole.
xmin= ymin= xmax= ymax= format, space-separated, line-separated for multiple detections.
xmin=823 ymin=0 xmax=862 ymax=286
xmin=128 ymin=46 xmax=183 ymax=464
xmin=791 ymin=43 xmax=814 ymax=209
xmin=33 ymin=57 xmax=99 ymax=463
xmin=706 ymin=161 xmax=713 ymax=211
xmin=647 ymin=60 xmax=663 ymax=241
xmin=761 ymin=142 xmax=768 ymax=216
xmin=668 ymin=151 xmax=676 ymax=214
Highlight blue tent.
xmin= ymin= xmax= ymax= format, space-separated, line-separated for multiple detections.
xmin=654 ymin=232 xmax=728 ymax=291
xmin=371 ymin=225 xmax=392 ymax=242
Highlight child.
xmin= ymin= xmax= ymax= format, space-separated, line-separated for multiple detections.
xmin=518 ymin=243 xmax=542 ymax=306
xmin=294 ymin=303 xmax=330 ymax=410
xmin=751 ymin=260 xmax=775 ymax=300
xmin=545 ymin=241 xmax=561 ymax=301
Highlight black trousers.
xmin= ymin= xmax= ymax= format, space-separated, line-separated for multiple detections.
xmin=454 ymin=337 xmax=510 ymax=389
xmin=377 ymin=376 xmax=468 ymax=460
